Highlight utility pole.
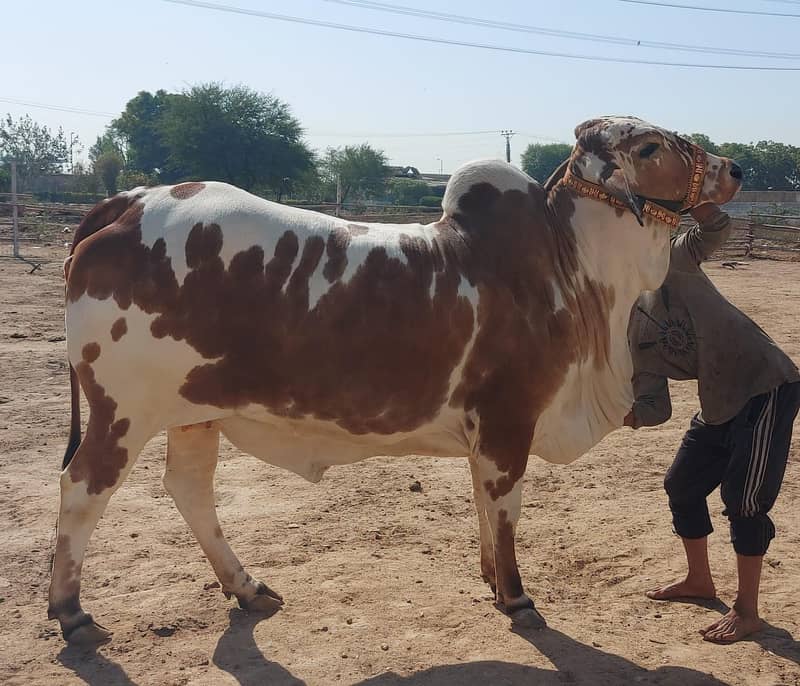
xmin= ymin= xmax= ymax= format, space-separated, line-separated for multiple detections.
xmin=501 ymin=130 xmax=515 ymax=163
xmin=11 ymin=161 xmax=19 ymax=258
xmin=69 ymin=132 xmax=79 ymax=174
xmin=436 ymin=157 xmax=443 ymax=174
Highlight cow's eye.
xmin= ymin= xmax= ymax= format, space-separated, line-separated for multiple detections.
xmin=639 ymin=143 xmax=659 ymax=158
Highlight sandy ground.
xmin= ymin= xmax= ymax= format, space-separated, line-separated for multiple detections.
xmin=0 ymin=248 xmax=798 ymax=686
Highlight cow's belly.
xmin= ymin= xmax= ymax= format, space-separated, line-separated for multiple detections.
xmin=221 ymin=406 xmax=471 ymax=482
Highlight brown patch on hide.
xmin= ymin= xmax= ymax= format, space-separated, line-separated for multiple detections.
xmin=110 ymin=317 xmax=128 ymax=342
xmin=67 ymin=201 xmax=179 ymax=312
xmin=323 ymin=228 xmax=350 ymax=283
xmin=47 ymin=535 xmax=81 ymax=619
xmin=171 ymin=225 xmax=475 ymax=435
xmin=82 ymin=342 xmax=101 ymax=364
xmin=170 ymin=182 xmax=206 ymax=200
xmin=70 ymin=194 xmax=142 ymax=256
xmin=68 ymin=343 xmax=131 ymax=495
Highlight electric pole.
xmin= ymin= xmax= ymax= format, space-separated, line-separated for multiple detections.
xmin=501 ymin=130 xmax=515 ymax=163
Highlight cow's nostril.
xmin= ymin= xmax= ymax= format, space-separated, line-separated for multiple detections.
xmin=730 ymin=163 xmax=743 ymax=180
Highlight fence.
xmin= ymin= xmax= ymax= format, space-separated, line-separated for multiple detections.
xmin=0 ymin=183 xmax=92 ymax=271
xmin=701 ymin=210 xmax=800 ymax=262
xmin=3 ymin=178 xmax=799 ymax=269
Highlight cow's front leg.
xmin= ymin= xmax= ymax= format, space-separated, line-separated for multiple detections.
xmin=473 ymin=451 xmax=546 ymax=629
xmin=468 ymin=453 xmax=496 ymax=596
xmin=163 ymin=423 xmax=283 ymax=613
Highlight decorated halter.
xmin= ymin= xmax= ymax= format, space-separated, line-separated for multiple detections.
xmin=559 ymin=144 xmax=707 ymax=229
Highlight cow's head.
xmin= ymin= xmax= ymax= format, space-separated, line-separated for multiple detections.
xmin=568 ymin=116 xmax=741 ymax=224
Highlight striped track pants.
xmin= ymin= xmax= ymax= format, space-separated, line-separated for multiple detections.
xmin=663 ymin=381 xmax=800 ymax=556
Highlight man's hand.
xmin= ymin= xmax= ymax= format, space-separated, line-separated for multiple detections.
xmin=689 ymin=202 xmax=723 ymax=225
xmin=623 ymin=410 xmax=636 ymax=428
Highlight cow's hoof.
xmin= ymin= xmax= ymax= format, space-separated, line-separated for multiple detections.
xmin=63 ymin=615 xmax=113 ymax=645
xmin=510 ymin=606 xmax=547 ymax=630
xmin=237 ymin=581 xmax=284 ymax=613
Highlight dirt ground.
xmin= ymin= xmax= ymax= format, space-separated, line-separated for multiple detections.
xmin=0 ymin=248 xmax=798 ymax=686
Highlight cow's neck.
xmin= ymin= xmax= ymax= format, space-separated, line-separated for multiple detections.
xmin=548 ymin=184 xmax=671 ymax=306
xmin=533 ymin=182 xmax=672 ymax=460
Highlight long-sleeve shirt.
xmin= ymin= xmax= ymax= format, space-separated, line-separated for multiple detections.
xmin=627 ymin=210 xmax=799 ymax=428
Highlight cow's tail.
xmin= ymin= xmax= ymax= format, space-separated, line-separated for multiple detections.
xmin=62 ymin=364 xmax=82 ymax=470
xmin=61 ymin=192 xmax=140 ymax=470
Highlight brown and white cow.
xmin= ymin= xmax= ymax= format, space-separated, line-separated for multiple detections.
xmin=49 ymin=116 xmax=741 ymax=643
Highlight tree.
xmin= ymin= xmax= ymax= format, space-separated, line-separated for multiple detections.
xmin=111 ymin=90 xmax=175 ymax=177
xmin=388 ymin=178 xmax=430 ymax=205
xmin=685 ymin=133 xmax=719 ymax=155
xmin=321 ymin=144 xmax=388 ymax=203
xmin=752 ymin=141 xmax=800 ymax=190
xmin=0 ymin=114 xmax=70 ymax=189
xmin=520 ymin=143 xmax=572 ymax=183
xmin=89 ymin=132 xmax=125 ymax=166
xmin=158 ymin=83 xmax=313 ymax=192
xmin=93 ymin=152 xmax=124 ymax=196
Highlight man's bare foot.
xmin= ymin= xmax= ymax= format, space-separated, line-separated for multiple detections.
xmin=700 ymin=606 xmax=763 ymax=643
xmin=645 ymin=577 xmax=716 ymax=601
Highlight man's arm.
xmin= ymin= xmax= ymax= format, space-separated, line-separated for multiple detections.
xmin=671 ymin=203 xmax=732 ymax=270
xmin=626 ymin=371 xmax=672 ymax=429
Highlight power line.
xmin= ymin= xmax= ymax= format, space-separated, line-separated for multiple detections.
xmin=614 ymin=0 xmax=800 ymax=18
xmin=0 ymin=97 xmax=569 ymax=143
xmin=309 ymin=129 xmax=499 ymax=138
xmin=323 ymin=0 xmax=800 ymax=60
xmin=0 ymin=97 xmax=116 ymax=118
xmin=160 ymin=0 xmax=800 ymax=70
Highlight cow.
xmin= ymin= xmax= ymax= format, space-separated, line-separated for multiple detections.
xmin=48 ymin=116 xmax=742 ymax=644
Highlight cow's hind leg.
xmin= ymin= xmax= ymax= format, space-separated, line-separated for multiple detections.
xmin=473 ymin=452 xmax=546 ymax=629
xmin=48 ymin=418 xmax=151 ymax=644
xmin=163 ymin=423 xmax=283 ymax=613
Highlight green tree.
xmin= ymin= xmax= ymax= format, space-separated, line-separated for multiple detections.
xmin=0 ymin=114 xmax=70 ymax=189
xmin=287 ymin=164 xmax=335 ymax=203
xmin=94 ymin=152 xmax=124 ymax=196
xmin=158 ymin=83 xmax=313 ymax=192
xmin=752 ymin=141 xmax=800 ymax=190
xmin=388 ymin=178 xmax=430 ymax=205
xmin=89 ymin=132 xmax=126 ymax=166
xmin=111 ymin=90 xmax=175 ymax=177
xmin=71 ymin=161 xmax=101 ymax=195
xmin=520 ymin=143 xmax=572 ymax=183
xmin=322 ymin=144 xmax=388 ymax=203
xmin=685 ymin=133 xmax=719 ymax=155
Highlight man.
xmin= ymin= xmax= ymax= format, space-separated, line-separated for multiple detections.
xmin=625 ymin=203 xmax=800 ymax=643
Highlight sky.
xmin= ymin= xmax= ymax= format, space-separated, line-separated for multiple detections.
xmin=3 ymin=0 xmax=800 ymax=173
